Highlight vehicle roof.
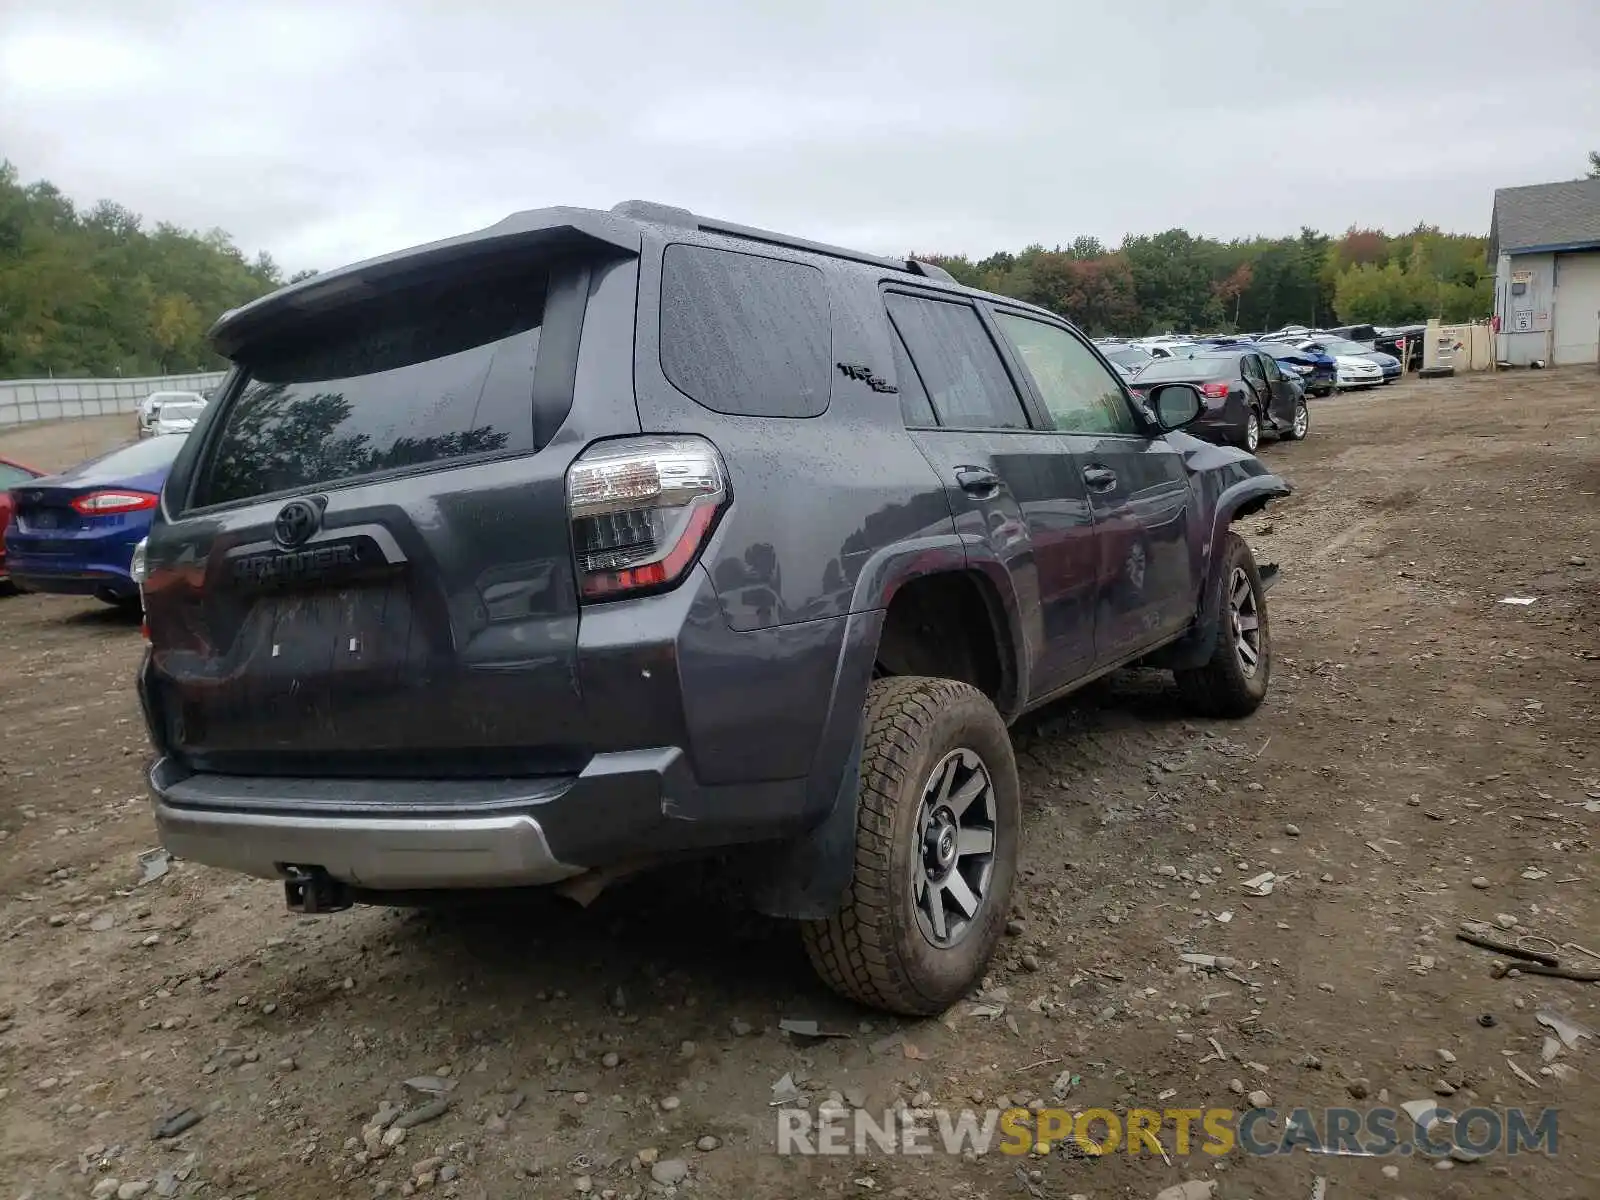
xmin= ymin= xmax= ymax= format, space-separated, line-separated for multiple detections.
xmin=208 ymin=199 xmax=1063 ymax=354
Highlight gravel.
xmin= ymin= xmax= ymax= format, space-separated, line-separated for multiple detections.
xmin=651 ymin=1159 xmax=690 ymax=1186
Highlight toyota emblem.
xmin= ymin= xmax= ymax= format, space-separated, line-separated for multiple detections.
xmin=272 ymin=499 xmax=323 ymax=548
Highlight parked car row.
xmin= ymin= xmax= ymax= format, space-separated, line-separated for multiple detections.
xmin=1094 ymin=320 xmax=1408 ymax=428
xmin=136 ymin=390 xmax=208 ymax=438
xmin=1129 ymin=347 xmax=1311 ymax=452
xmin=1083 ymin=334 xmax=1326 ymax=451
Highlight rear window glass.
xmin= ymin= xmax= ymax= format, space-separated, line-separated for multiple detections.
xmin=1136 ymin=357 xmax=1236 ymax=382
xmin=195 ymin=271 xmax=545 ymax=507
xmin=659 ymin=244 xmax=832 ymax=418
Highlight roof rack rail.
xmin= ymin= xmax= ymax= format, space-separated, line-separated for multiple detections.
xmin=610 ymin=199 xmax=955 ymax=283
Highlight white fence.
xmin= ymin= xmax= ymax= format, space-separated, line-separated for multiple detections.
xmin=0 ymin=372 xmax=228 ymax=428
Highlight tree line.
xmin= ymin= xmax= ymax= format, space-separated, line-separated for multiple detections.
xmin=923 ymin=223 xmax=1494 ymax=339
xmin=0 ymin=160 xmax=314 ymax=379
xmin=1 ymin=159 xmax=1505 ymax=377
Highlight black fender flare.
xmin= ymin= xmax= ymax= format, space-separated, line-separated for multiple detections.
xmin=746 ymin=539 xmax=1029 ymax=919
xmin=1144 ymin=474 xmax=1290 ymax=671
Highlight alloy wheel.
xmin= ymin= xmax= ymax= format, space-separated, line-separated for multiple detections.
xmin=1245 ymin=412 xmax=1260 ymax=452
xmin=1227 ymin=566 xmax=1262 ymax=678
xmin=1292 ymin=403 xmax=1309 ymax=438
xmin=911 ymin=748 xmax=997 ymax=949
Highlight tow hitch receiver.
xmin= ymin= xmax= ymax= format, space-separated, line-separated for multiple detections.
xmin=282 ymin=865 xmax=353 ymax=914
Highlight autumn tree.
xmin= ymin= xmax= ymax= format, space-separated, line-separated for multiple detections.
xmin=1213 ymin=262 xmax=1254 ymax=326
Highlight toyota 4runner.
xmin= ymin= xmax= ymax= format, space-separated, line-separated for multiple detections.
xmin=136 ymin=201 xmax=1290 ymax=1015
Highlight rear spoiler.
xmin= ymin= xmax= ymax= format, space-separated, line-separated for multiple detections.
xmin=207 ymin=207 xmax=642 ymax=358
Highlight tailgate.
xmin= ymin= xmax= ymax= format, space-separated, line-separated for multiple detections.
xmin=144 ymin=457 xmax=590 ymax=776
xmin=143 ymin=247 xmax=640 ymax=779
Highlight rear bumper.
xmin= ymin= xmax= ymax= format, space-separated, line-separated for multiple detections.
xmin=138 ymin=566 xmax=880 ymax=892
xmin=1189 ymin=405 xmax=1245 ymax=442
xmin=146 ymin=743 xmax=818 ymax=890
xmin=8 ymin=564 xmax=136 ymax=597
xmin=152 ymin=795 xmax=581 ymax=889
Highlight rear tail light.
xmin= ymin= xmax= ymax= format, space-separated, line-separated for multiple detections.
xmin=1200 ymin=382 xmax=1230 ymax=399
xmin=71 ymin=490 xmax=158 ymax=515
xmin=567 ymin=435 xmax=729 ymax=601
xmin=129 ymin=537 xmax=149 ymax=585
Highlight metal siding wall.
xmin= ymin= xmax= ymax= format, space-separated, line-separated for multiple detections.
xmin=1495 ymin=252 xmax=1556 ymax=366
xmin=1551 ymin=251 xmax=1600 ymax=365
xmin=0 ymin=371 xmax=227 ymax=427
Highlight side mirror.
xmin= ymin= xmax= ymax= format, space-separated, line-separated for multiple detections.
xmin=1146 ymin=382 xmax=1204 ymax=431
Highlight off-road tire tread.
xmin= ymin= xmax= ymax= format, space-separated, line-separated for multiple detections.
xmin=801 ymin=676 xmax=999 ymax=1015
xmin=1175 ymin=532 xmax=1270 ymax=718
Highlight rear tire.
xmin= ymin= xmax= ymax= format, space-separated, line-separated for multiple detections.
xmin=802 ymin=677 xmax=1019 ymax=1016
xmin=1281 ymin=399 xmax=1309 ymax=441
xmin=1175 ymin=532 xmax=1270 ymax=718
xmin=1238 ymin=409 xmax=1261 ymax=453
xmin=94 ymin=588 xmax=140 ymax=610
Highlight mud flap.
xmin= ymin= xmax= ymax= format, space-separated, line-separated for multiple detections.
xmin=739 ymin=729 xmax=862 ymax=921
xmin=1145 ymin=558 xmax=1280 ymax=670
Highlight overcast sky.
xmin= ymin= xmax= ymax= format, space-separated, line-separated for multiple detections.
xmin=3 ymin=0 xmax=1597 ymax=274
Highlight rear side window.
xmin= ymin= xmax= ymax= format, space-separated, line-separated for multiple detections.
xmin=659 ymin=244 xmax=832 ymax=418
xmin=885 ymin=294 xmax=1028 ymax=430
xmin=890 ymin=327 xmax=937 ymax=427
xmin=194 ymin=271 xmax=545 ymax=508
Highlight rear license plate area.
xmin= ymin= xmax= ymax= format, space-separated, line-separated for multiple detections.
xmin=249 ymin=586 xmax=418 ymax=677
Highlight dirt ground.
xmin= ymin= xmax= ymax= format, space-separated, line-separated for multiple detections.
xmin=2 ymin=369 xmax=1597 ymax=1200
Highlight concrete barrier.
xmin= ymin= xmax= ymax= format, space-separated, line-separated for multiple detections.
xmin=0 ymin=372 xmax=228 ymax=427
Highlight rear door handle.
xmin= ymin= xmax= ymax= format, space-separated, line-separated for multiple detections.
xmin=1082 ymin=465 xmax=1117 ymax=491
xmin=954 ymin=466 xmax=1001 ymax=496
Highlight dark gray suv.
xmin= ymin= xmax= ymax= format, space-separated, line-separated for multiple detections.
xmin=136 ymin=201 xmax=1289 ymax=1015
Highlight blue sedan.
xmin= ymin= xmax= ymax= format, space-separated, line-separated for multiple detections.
xmin=1254 ymin=341 xmax=1337 ymax=397
xmin=4 ymin=436 xmax=185 ymax=606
